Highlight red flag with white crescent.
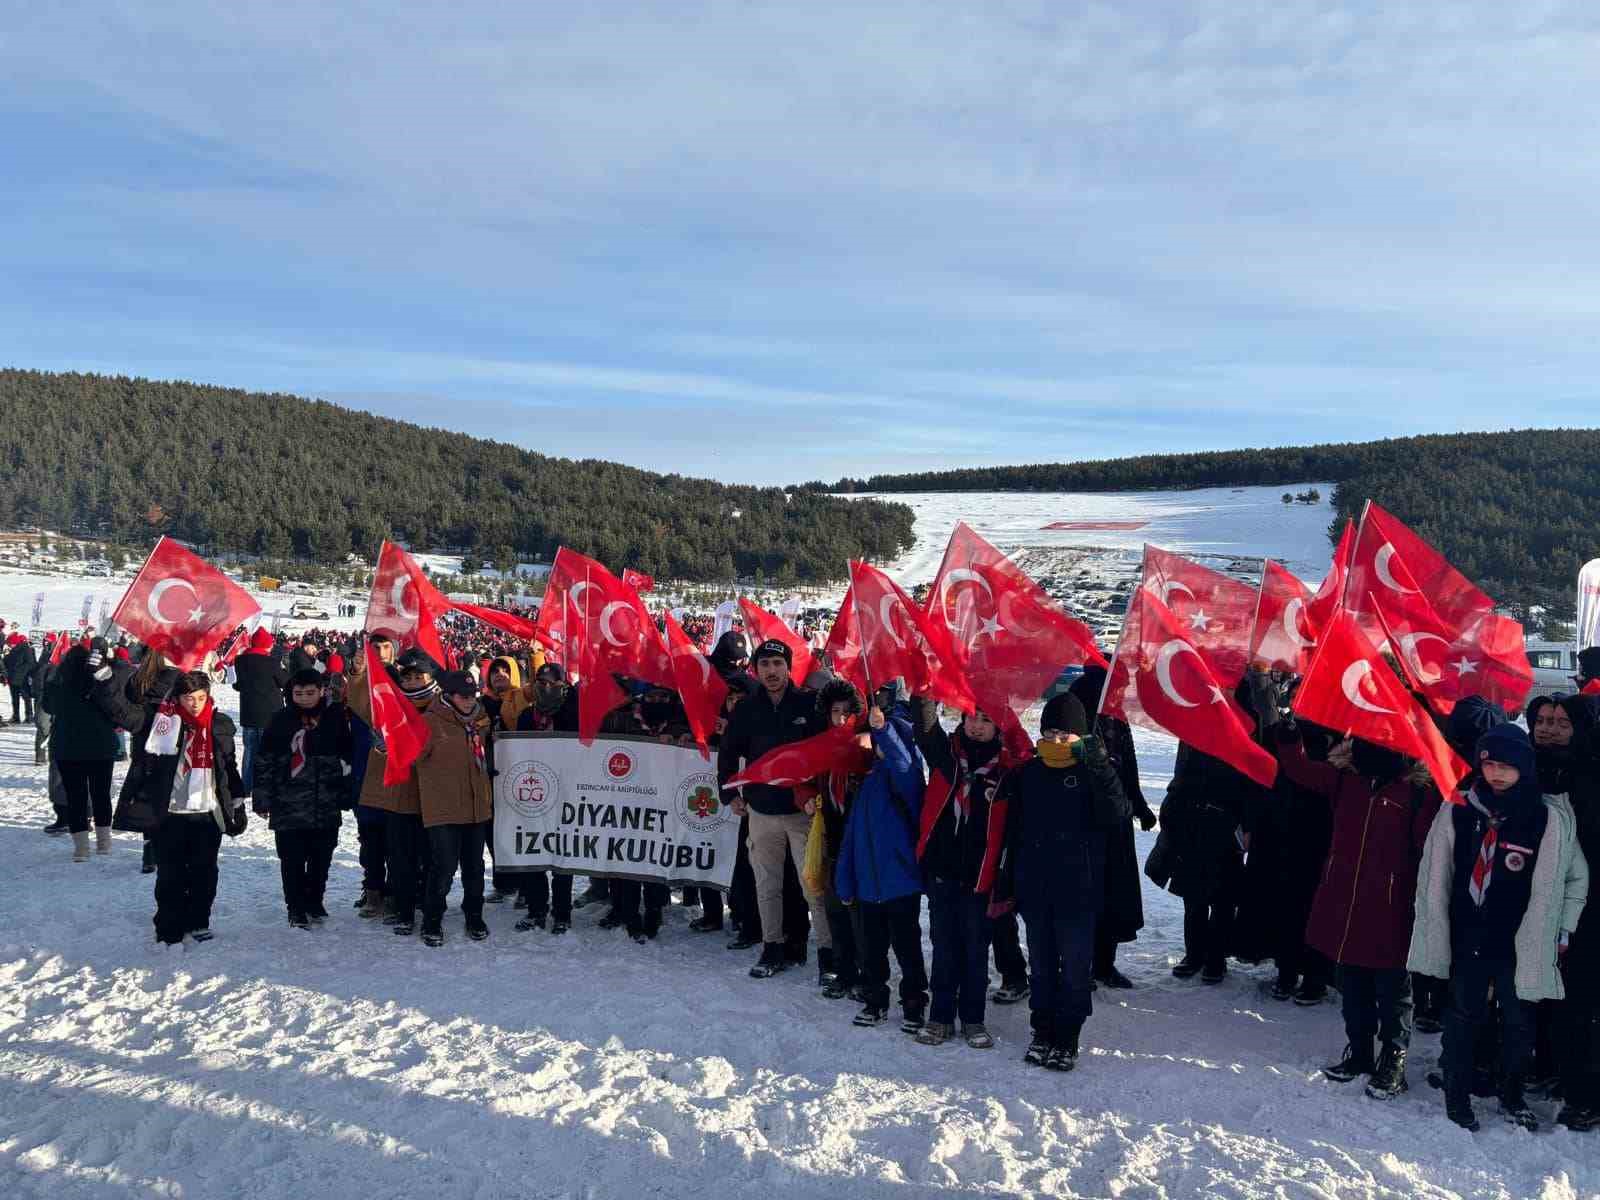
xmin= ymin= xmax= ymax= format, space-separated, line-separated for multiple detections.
xmin=1292 ymin=606 xmax=1468 ymax=802
xmin=665 ymin=611 xmax=727 ymax=757
xmin=365 ymin=541 xmax=450 ymax=667
xmin=1138 ymin=545 xmax=1258 ymax=686
xmin=738 ymin=598 xmax=816 ymax=685
xmin=1250 ymin=560 xmax=1319 ymax=675
xmin=111 ymin=537 xmax=260 ymax=672
xmin=848 ymin=560 xmax=975 ymax=712
xmin=722 ymin=720 xmax=873 ymax=791
xmin=1343 ymin=502 xmax=1493 ymax=631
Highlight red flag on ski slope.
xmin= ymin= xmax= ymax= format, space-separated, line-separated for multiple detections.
xmin=558 ymin=549 xmax=675 ymax=744
xmin=925 ymin=522 xmax=1106 ymax=714
xmin=738 ymin=598 xmax=817 ymax=685
xmin=1293 ymin=607 xmax=1469 ymax=803
xmin=1306 ymin=519 xmax=1354 ymax=632
xmin=1250 ymin=560 xmax=1320 ymax=675
xmin=822 ymin=588 xmax=869 ymax=696
xmin=364 ymin=642 xmax=433 ymax=786
xmin=664 ymin=611 xmax=728 ymax=757
xmin=1343 ymin=501 xmax=1494 ymax=632
xmin=111 ymin=537 xmax=260 ymax=672
xmin=1138 ymin=545 xmax=1259 ymax=686
xmin=1369 ymin=594 xmax=1534 ymax=716
xmin=531 ymin=547 xmax=585 ymax=663
xmin=848 ymin=560 xmax=976 ymax=711
xmin=448 ymin=601 xmax=539 ymax=642
xmin=1102 ymin=585 xmax=1277 ymax=788
xmin=365 ymin=541 xmax=450 ymax=668
xmin=622 ymin=568 xmax=656 ymax=594
xmin=722 ymin=719 xmax=874 ymax=791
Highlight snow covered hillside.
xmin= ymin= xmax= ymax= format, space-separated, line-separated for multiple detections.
xmin=0 ymin=708 xmax=1592 ymax=1198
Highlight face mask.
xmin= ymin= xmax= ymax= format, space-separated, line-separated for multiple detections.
xmin=1037 ymin=739 xmax=1078 ymax=769
xmin=535 ymin=683 xmax=567 ymax=712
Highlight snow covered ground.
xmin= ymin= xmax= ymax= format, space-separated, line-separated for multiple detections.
xmin=1 ymin=707 xmax=1594 ymax=1198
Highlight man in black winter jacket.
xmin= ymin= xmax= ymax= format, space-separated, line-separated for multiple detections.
xmin=232 ymin=628 xmax=288 ymax=796
xmin=5 ymin=634 xmax=38 ymax=723
xmin=718 ymin=639 xmax=826 ymax=978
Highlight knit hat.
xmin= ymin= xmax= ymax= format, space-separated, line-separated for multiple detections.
xmin=249 ymin=627 xmax=275 ymax=653
xmin=396 ymin=649 xmax=439 ymax=678
xmin=438 ymin=670 xmax=478 ymax=699
xmin=1040 ymin=692 xmax=1088 ymax=736
xmin=1476 ymin=722 xmax=1540 ymax=798
xmin=753 ymin=638 xmax=792 ymax=666
xmin=1444 ymin=694 xmax=1506 ymax=758
xmin=1580 ymin=646 xmax=1600 ymax=681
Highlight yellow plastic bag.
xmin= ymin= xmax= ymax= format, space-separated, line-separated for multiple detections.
xmin=801 ymin=807 xmax=828 ymax=898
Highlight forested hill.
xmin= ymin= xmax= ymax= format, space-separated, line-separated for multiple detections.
xmin=812 ymin=429 xmax=1600 ymax=612
xmin=0 ymin=370 xmax=913 ymax=584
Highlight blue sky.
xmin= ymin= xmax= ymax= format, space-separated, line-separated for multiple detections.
xmin=4 ymin=3 xmax=1597 ymax=484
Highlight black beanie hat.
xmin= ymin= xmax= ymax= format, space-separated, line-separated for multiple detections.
xmin=1040 ymin=692 xmax=1088 ymax=736
xmin=437 ymin=670 xmax=478 ymax=699
xmin=753 ymin=638 xmax=792 ymax=667
xmin=396 ymin=648 xmax=439 ymax=678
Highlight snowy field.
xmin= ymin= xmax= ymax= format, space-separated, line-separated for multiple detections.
xmin=2 ymin=487 xmax=1595 ymax=1198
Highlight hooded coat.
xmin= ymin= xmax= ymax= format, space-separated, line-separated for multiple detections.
xmin=1409 ymin=724 xmax=1590 ymax=1002
xmin=233 ymin=634 xmax=289 ymax=729
xmin=41 ymin=647 xmax=122 ymax=761
xmin=414 ymin=696 xmax=493 ymax=827
xmin=834 ymin=709 xmax=926 ymax=905
xmin=255 ymin=700 xmax=355 ymax=831
xmin=1071 ymin=667 xmax=1154 ymax=943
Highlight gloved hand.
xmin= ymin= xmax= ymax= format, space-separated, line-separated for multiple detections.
xmin=1137 ymin=805 xmax=1157 ymax=832
xmin=87 ymin=646 xmax=113 ymax=682
xmin=1077 ymin=733 xmax=1106 ymax=764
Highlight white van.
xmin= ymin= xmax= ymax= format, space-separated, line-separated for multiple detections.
xmin=1525 ymin=639 xmax=1579 ymax=695
xmin=289 ymin=599 xmax=330 ymax=621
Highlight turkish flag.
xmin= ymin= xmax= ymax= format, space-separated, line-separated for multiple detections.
xmin=365 ymin=541 xmax=450 ymax=667
xmin=822 ymin=589 xmax=870 ymax=697
xmin=1138 ymin=545 xmax=1258 ymax=686
xmin=1102 ymin=585 xmax=1277 ymax=788
xmin=723 ymin=720 xmax=873 ymax=791
xmin=1292 ymin=607 xmax=1468 ymax=802
xmin=738 ymin=598 xmax=816 ymax=685
xmin=558 ymin=549 xmax=675 ymax=744
xmin=665 ymin=611 xmax=728 ymax=757
xmin=365 ymin=643 xmax=433 ymax=786
xmin=1306 ymin=519 xmax=1354 ymax=631
xmin=1344 ymin=502 xmax=1492 ymax=631
xmin=1250 ymin=560 xmax=1319 ymax=674
xmin=112 ymin=537 xmax=260 ymax=672
xmin=925 ymin=521 xmax=1106 ymax=717
xmin=622 ymin=568 xmax=655 ymax=594
xmin=848 ymin=560 xmax=976 ymax=711
xmin=1369 ymin=593 xmax=1533 ymax=716
xmin=531 ymin=547 xmax=587 ymax=665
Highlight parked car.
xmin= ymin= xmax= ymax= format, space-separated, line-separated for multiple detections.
xmin=289 ymin=599 xmax=330 ymax=621
xmin=1525 ymin=639 xmax=1580 ymax=695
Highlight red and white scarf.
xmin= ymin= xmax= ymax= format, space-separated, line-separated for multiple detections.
xmin=1466 ymin=791 xmax=1498 ymax=908
xmin=171 ymin=697 xmax=217 ymax=815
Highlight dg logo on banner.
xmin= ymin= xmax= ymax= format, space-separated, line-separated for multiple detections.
xmin=504 ymin=758 xmax=560 ymax=821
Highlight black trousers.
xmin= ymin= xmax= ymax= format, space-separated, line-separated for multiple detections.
xmin=684 ymin=885 xmax=723 ymax=924
xmin=824 ymin=887 xmax=863 ymax=986
xmin=1559 ymin=952 xmax=1600 ymax=1110
xmin=728 ymin=814 xmax=759 ymax=934
xmin=928 ymin=879 xmax=991 ymax=1026
xmin=275 ymin=827 xmax=338 ymax=917
xmin=356 ymin=813 xmax=387 ymax=893
xmin=1442 ymin=958 xmax=1533 ymax=1098
xmin=1339 ymin=964 xmax=1413 ymax=1055
xmin=857 ymin=894 xmax=928 ymax=1014
xmin=153 ymin=816 xmax=223 ymax=943
xmin=10 ymin=687 xmax=32 ymax=723
xmin=1023 ymin=898 xmax=1096 ymax=1044
xmin=58 ymin=758 xmax=114 ymax=833
xmin=423 ymin=822 xmax=487 ymax=928
xmin=609 ymin=879 xmax=669 ymax=935
xmin=1183 ymin=894 xmax=1235 ymax=967
xmin=991 ymin=909 xmax=1028 ymax=986
xmin=385 ymin=812 xmax=427 ymax=921
xmin=521 ymin=871 xmax=573 ymax=922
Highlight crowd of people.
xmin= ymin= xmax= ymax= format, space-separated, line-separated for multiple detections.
xmin=1 ymin=614 xmax=1596 ymax=1133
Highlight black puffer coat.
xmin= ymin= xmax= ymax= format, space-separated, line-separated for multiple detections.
xmin=254 ymin=701 xmax=354 ymax=831
xmin=1070 ymin=669 xmax=1155 ymax=944
xmin=41 ymin=648 xmax=122 ymax=761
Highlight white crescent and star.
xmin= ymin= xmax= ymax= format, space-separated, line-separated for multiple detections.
xmin=878 ymin=595 xmax=906 ymax=649
xmin=568 ymin=581 xmax=594 ymax=616
xmin=1374 ymin=543 xmax=1416 ymax=595
xmin=1158 ymin=580 xmax=1195 ymax=607
xmin=940 ymin=568 xmax=993 ymax=618
xmin=599 ymin=601 xmax=631 ymax=648
xmin=1397 ymin=631 xmax=1450 ymax=685
xmin=1281 ymin=599 xmax=1315 ymax=650
xmin=148 ymin=578 xmax=203 ymax=626
xmin=1341 ymin=660 xmax=1396 ymax=715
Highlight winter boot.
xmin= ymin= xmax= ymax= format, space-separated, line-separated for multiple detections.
xmin=1171 ymin=956 xmax=1203 ymax=980
xmin=141 ymin=841 xmax=157 ymax=874
xmin=817 ymin=946 xmax=837 ymax=988
xmin=1365 ymin=1047 xmax=1408 ymax=1099
xmin=1445 ymin=1085 xmax=1479 ymax=1132
xmin=1023 ymin=1036 xmax=1052 ymax=1066
xmin=1093 ymin=966 xmax=1134 ymax=990
xmin=95 ymin=826 xmax=112 ymax=855
xmin=916 ymin=1021 xmax=952 ymax=1046
xmin=991 ymin=979 xmax=1030 ymax=1005
xmin=963 ymin=1023 xmax=995 ymax=1050
xmin=287 ymin=910 xmax=311 ymax=930
xmin=421 ymin=921 xmax=444 ymax=948
xmin=1045 ymin=1045 xmax=1079 ymax=1072
xmin=358 ymin=888 xmax=385 ymax=919
xmin=515 ymin=913 xmax=547 ymax=932
xmin=1501 ymin=1086 xmax=1539 ymax=1132
xmin=900 ymin=1003 xmax=926 ymax=1035
xmin=822 ymin=974 xmax=856 ymax=1000
xmin=689 ymin=914 xmax=724 ymax=933
xmin=641 ymin=906 xmax=663 ymax=940
xmin=852 ymin=1004 xmax=888 ymax=1027
xmin=749 ymin=943 xmax=789 ymax=978
xmin=464 ymin=913 xmax=489 ymax=942
xmin=1270 ymin=973 xmax=1297 ymax=1002
xmin=42 ymin=817 xmax=69 ymax=836
xmin=1201 ymin=959 xmax=1228 ymax=985
xmin=1294 ymin=981 xmax=1329 ymax=1007
xmin=391 ymin=911 xmax=416 ymax=936
xmin=71 ymin=831 xmax=91 ymax=862
xmin=1323 ymin=1043 xmax=1375 ymax=1083
xmin=1557 ymin=1104 xmax=1598 ymax=1132
xmin=596 ymin=907 xmax=626 ymax=931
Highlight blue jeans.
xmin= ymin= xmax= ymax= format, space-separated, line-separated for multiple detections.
xmin=240 ymin=726 xmax=262 ymax=795
xmin=1338 ymin=964 xmax=1413 ymax=1055
xmin=927 ymin=878 xmax=991 ymax=1026
xmin=1442 ymin=957 xmax=1532 ymax=1097
xmin=1022 ymin=897 xmax=1096 ymax=1044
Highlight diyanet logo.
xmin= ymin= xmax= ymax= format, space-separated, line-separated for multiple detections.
xmin=606 ymin=750 xmax=635 ymax=781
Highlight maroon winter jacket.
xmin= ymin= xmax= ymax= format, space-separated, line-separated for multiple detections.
xmin=1278 ymin=738 xmax=1440 ymax=970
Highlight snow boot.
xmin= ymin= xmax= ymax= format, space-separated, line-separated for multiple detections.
xmin=1201 ymin=959 xmax=1228 ymax=985
xmin=1501 ymin=1087 xmax=1539 ymax=1132
xmin=1294 ymin=981 xmax=1329 ymax=1007
xmin=916 ymin=1021 xmax=952 ymax=1046
xmin=465 ymin=913 xmax=489 ymax=942
xmin=1171 ymin=956 xmax=1203 ymax=980
xmin=852 ymin=1004 xmax=887 ymax=1027
xmin=749 ymin=943 xmax=789 ymax=978
xmin=1323 ymin=1043 xmax=1375 ymax=1083
xmin=141 ymin=841 xmax=157 ymax=874
xmin=1270 ymin=974 xmax=1297 ymax=1002
xmin=421 ymin=924 xmax=444 ymax=948
xmin=515 ymin=913 xmax=547 ymax=932
xmin=358 ymin=888 xmax=385 ymax=919
xmin=963 ymin=1023 xmax=994 ymax=1050
xmin=817 ymin=946 xmax=837 ymax=988
xmin=1557 ymin=1105 xmax=1598 ymax=1132
xmin=72 ymin=831 xmax=91 ymax=862
xmin=1023 ymin=1037 xmax=1051 ymax=1066
xmin=190 ymin=928 xmax=215 ymax=943
xmin=822 ymin=975 xmax=856 ymax=1000
xmin=689 ymin=915 xmax=723 ymax=933
xmin=1365 ymin=1047 xmax=1408 ymax=1099
xmin=900 ymin=1004 xmax=926 ymax=1035
xmin=1045 ymin=1045 xmax=1079 ymax=1072
xmin=287 ymin=910 xmax=311 ymax=930
xmin=95 ymin=826 xmax=112 ymax=855
xmin=550 ymin=920 xmax=570 ymax=935
xmin=991 ymin=979 xmax=1030 ymax=1005
xmin=1445 ymin=1086 xmax=1479 ymax=1132
xmin=596 ymin=907 xmax=626 ymax=931
xmin=42 ymin=818 xmax=69 ymax=836
xmin=1094 ymin=966 xmax=1134 ymax=990
xmin=641 ymin=906 xmax=663 ymax=940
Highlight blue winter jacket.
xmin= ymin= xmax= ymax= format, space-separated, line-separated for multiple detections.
xmin=834 ymin=710 xmax=926 ymax=905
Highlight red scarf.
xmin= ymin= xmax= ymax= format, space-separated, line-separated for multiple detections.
xmin=177 ymin=697 xmax=215 ymax=773
xmin=290 ymin=707 xmax=321 ymax=779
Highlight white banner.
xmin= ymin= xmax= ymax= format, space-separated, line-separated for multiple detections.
xmin=492 ymin=732 xmax=736 ymax=888
xmin=31 ymin=592 xmax=44 ymax=626
xmin=1579 ymin=558 xmax=1600 ymax=651
xmin=79 ymin=592 xmax=95 ymax=627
